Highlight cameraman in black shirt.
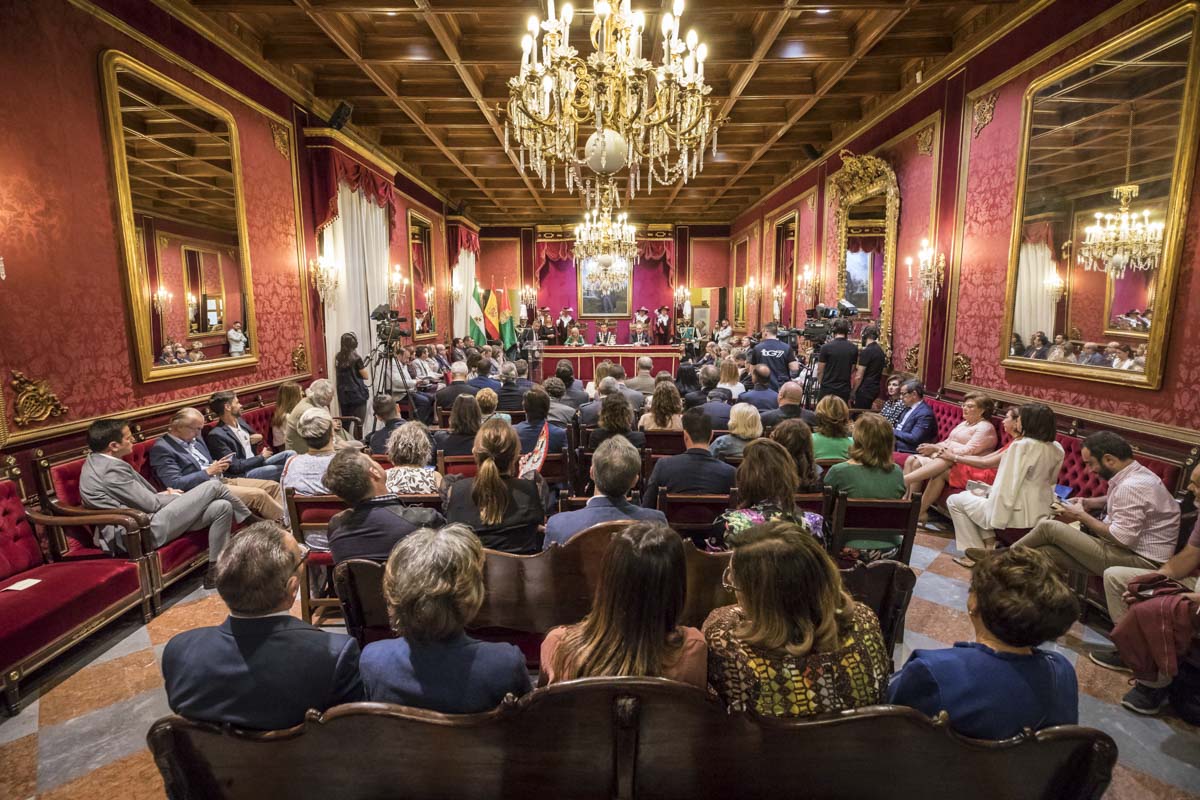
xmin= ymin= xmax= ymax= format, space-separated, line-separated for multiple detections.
xmin=748 ymin=322 xmax=799 ymax=391
xmin=852 ymin=325 xmax=886 ymax=409
xmin=816 ymin=318 xmax=858 ymax=402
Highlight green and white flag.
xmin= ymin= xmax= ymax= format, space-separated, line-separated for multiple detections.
xmin=468 ymin=284 xmax=488 ymax=347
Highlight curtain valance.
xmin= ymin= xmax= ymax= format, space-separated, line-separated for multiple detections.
xmin=312 ymin=148 xmax=398 ymax=241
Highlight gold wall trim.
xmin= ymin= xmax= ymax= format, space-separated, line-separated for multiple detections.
xmin=270 ymin=121 xmax=289 ymax=158
xmin=291 ymin=343 xmax=309 ymax=373
xmin=916 ymin=126 xmax=934 ymax=156
xmin=10 ymin=373 xmax=68 ymax=428
xmin=904 ymin=344 xmax=921 ymax=374
xmin=950 ymin=353 xmax=974 ymax=383
xmin=971 ymin=92 xmax=998 ymax=138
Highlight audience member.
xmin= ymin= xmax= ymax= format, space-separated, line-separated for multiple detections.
xmin=585 ymin=361 xmax=614 ymax=399
xmin=887 ymin=548 xmax=1078 ymax=738
xmin=496 ymin=363 xmax=526 ymax=410
xmin=285 ymin=379 xmax=352 ymax=454
xmin=824 ymin=413 xmax=906 ymax=561
xmin=334 ymin=332 xmax=370 ymax=426
xmin=543 ymin=438 xmax=666 ymax=549
xmin=324 ymin=449 xmax=444 ymax=564
xmin=748 ymin=322 xmax=799 ymax=390
xmin=150 ymin=408 xmax=284 ymax=522
xmin=514 ymin=359 xmax=535 ymax=390
xmin=902 ymin=392 xmax=998 ymax=522
xmin=811 ymin=395 xmax=853 ymax=460
xmin=366 ymin=395 xmax=404 ymax=455
xmin=1024 ymin=332 xmax=1051 ymax=360
xmin=704 ymin=520 xmax=889 ymax=717
xmin=205 ymin=391 xmax=294 ymax=482
xmin=1078 ymin=342 xmax=1108 ymax=367
xmin=877 ymin=374 xmax=907 ymax=426
xmin=542 ymin=522 xmax=705 ymax=688
xmin=410 ymin=345 xmax=443 ymax=386
xmin=435 ymin=362 xmax=479 ymax=410
xmin=271 ymin=381 xmax=303 ymax=449
xmin=893 ymin=380 xmax=937 ymax=454
xmin=720 ymin=439 xmax=823 ymax=548
xmin=607 ymin=364 xmax=646 ymax=413
xmin=682 ymin=364 xmax=719 ymax=409
xmin=555 ymin=360 xmax=590 ymax=407
xmin=468 ymin=358 xmax=501 ymax=392
xmin=227 ymin=320 xmax=247 ymax=356
xmin=674 ymin=362 xmax=702 ymax=400
xmin=434 ymin=395 xmax=482 ymax=456
xmin=625 ymin=356 xmax=656 ymax=394
xmin=948 ymin=404 xmax=1063 ymax=568
xmin=514 ymin=386 xmax=567 ymax=454
xmin=280 ymin=408 xmax=339 ymax=499
xmin=445 ymin=419 xmax=546 ymax=553
xmin=770 ymin=419 xmax=824 ymax=492
xmin=590 ymin=393 xmax=647 ymax=450
xmin=852 ymin=326 xmax=886 ymax=409
xmin=759 ymin=380 xmax=816 ymax=429
xmin=80 ymin=419 xmax=251 ymax=587
xmin=386 ymin=346 xmax=436 ymax=425
xmin=475 ymin=387 xmax=510 ymax=425
xmin=384 ymin=422 xmax=441 ymax=495
xmin=580 ymin=376 xmax=618 ymax=426
xmin=360 ymin=524 xmax=531 ymax=712
xmin=639 ymin=382 xmax=684 ymax=431
xmin=709 ymin=403 xmax=761 ymax=460
xmin=941 ymin=407 xmax=1020 ymax=493
xmin=541 ymin=377 xmax=579 ymax=428
xmin=740 ymin=365 xmax=780 ymax=411
xmin=698 ymin=388 xmax=734 ymax=430
xmin=641 ymin=408 xmax=736 ymax=509
xmin=716 ymin=358 xmax=745 ymax=399
xmin=816 ymin=319 xmax=857 ymax=402
xmin=161 ymin=522 xmax=363 ymax=728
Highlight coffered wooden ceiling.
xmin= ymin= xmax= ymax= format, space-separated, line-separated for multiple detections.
xmin=183 ymin=0 xmax=1026 ymax=225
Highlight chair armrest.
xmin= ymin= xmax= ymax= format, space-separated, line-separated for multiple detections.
xmin=49 ymin=499 xmax=152 ymax=530
xmin=27 ymin=508 xmax=147 ymax=560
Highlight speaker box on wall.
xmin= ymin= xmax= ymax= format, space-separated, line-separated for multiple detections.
xmin=329 ymin=101 xmax=354 ymax=130
xmin=802 ymin=143 xmax=823 ymax=161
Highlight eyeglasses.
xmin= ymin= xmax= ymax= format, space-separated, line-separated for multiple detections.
xmin=721 ymin=562 xmax=737 ymax=593
xmin=292 ymin=543 xmax=310 ymax=574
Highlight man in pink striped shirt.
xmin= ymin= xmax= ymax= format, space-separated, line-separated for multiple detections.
xmin=991 ymin=431 xmax=1180 ymax=578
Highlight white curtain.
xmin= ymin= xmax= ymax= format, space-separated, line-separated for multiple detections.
xmin=320 ymin=184 xmax=390 ymax=412
xmin=1013 ymin=242 xmax=1056 ymax=343
xmin=452 ymin=247 xmax=477 ymax=341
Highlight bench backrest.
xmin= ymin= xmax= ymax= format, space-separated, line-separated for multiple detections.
xmin=240 ymin=402 xmax=276 ymax=440
xmin=0 ymin=478 xmax=44 ymax=580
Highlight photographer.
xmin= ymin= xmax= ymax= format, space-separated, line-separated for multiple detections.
xmin=816 ymin=318 xmax=857 ymax=403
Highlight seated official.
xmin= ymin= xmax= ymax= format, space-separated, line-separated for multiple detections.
xmin=468 ymin=358 xmax=502 ymax=392
xmin=740 ymin=365 xmax=780 ymax=412
xmin=271 ymin=382 xmax=304 ymax=449
xmin=280 ymin=408 xmax=340 ymax=508
xmin=205 ymin=391 xmax=294 ymax=482
xmin=823 ymin=413 xmax=906 ymax=562
xmin=150 ymin=408 xmax=284 ymax=522
xmin=475 ymin=388 xmax=511 ymax=425
xmin=719 ymin=439 xmax=822 ymax=549
xmin=542 ymin=522 xmax=706 ymax=689
xmin=697 ymin=388 xmax=733 ymax=431
xmin=902 ymin=392 xmax=998 ymax=523
xmin=589 ymin=394 xmax=647 ymax=451
xmin=704 ymin=520 xmax=890 ymax=717
xmin=285 ymin=379 xmax=354 ymax=454
xmin=436 ymin=362 xmax=479 ymax=410
xmin=878 ymin=375 xmax=908 ymax=427
xmin=716 ymin=358 xmax=746 ymax=400
xmin=564 ymin=325 xmax=586 ymax=347
xmin=80 ymin=419 xmax=251 ymax=587
xmin=709 ymin=403 xmax=761 ymax=460
xmin=555 ymin=359 xmax=590 ymax=407
xmin=541 ymin=377 xmax=579 ymax=428
xmin=639 ymin=382 xmax=684 ymax=431
xmin=514 ymin=386 xmax=568 ymax=454
xmin=496 ymin=363 xmax=527 ymax=411
xmin=360 ymin=524 xmax=532 ymax=712
xmin=628 ymin=323 xmax=651 ymax=346
xmin=161 ymin=522 xmax=364 ymax=729
xmin=888 ymin=548 xmax=1078 ymax=739
xmin=387 ymin=347 xmax=436 ymax=426
xmin=544 ymin=438 xmax=666 ymax=549
xmin=435 ymin=395 xmax=483 ymax=457
xmin=641 ymin=408 xmax=736 ymax=509
xmin=760 ymin=380 xmax=817 ymax=429
xmin=384 ymin=422 xmax=442 ymax=495
xmin=367 ymin=395 xmax=405 ymax=456
xmin=625 ymin=356 xmax=656 ymax=395
xmin=770 ymin=419 xmax=824 ymax=492
xmin=445 ymin=419 xmax=546 ymax=554
xmin=594 ymin=321 xmax=617 ymax=346
xmin=323 ymin=449 xmax=444 ymax=564
xmin=893 ymin=380 xmax=937 ymax=454
xmin=811 ymin=395 xmax=853 ymax=460
xmin=982 ymin=431 xmax=1180 ymax=579
xmin=948 ymin=404 xmax=1062 ymax=569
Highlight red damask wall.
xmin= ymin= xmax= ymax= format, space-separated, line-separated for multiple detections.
xmin=478 ymin=238 xmax=523 ymax=292
xmin=688 ymin=238 xmax=729 ymax=287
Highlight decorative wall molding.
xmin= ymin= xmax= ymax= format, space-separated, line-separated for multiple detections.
xmin=10 ymin=372 xmax=69 ymax=428
xmin=904 ymin=343 xmax=920 ymax=373
xmin=916 ymin=125 xmax=934 ymax=156
xmin=269 ymin=120 xmax=289 ymax=158
xmin=972 ymin=92 xmax=999 ymax=138
xmin=291 ymin=343 xmax=309 ymax=373
xmin=806 ymin=193 xmax=817 ymax=211
xmin=950 ymin=352 xmax=974 ymax=383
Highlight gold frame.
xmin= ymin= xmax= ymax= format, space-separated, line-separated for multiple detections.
xmin=999 ymin=5 xmax=1200 ymax=389
xmin=771 ymin=210 xmax=799 ymax=324
xmin=100 ymin=50 xmax=260 ymax=382
xmin=731 ymin=235 xmax=750 ymax=329
xmin=830 ymin=149 xmax=900 ymax=351
xmin=175 ymin=241 xmax=230 ymax=338
xmin=576 ymin=257 xmax=634 ymax=320
xmin=1102 ymin=270 xmax=1154 ymax=341
xmin=407 ymin=209 xmax=438 ymax=341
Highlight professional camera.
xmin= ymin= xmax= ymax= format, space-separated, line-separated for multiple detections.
xmin=370 ymin=304 xmax=410 ymax=342
xmin=800 ymin=320 xmax=830 ymax=345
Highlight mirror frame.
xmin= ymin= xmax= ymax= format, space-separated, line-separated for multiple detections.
xmin=731 ymin=235 xmax=749 ymax=330
xmin=999 ymin=7 xmax=1200 ymax=389
xmin=101 ymin=50 xmax=259 ymax=382
xmin=408 ymin=209 xmax=437 ymax=342
xmin=772 ymin=210 xmax=798 ymax=325
xmin=178 ymin=242 xmax=228 ymax=338
xmin=832 ymin=149 xmax=900 ymax=351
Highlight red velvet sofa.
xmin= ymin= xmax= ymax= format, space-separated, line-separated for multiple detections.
xmin=1 ymin=467 xmax=150 ymax=713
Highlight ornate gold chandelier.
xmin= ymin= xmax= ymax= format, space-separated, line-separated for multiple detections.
xmin=574 ymin=177 xmax=637 ymax=264
xmin=504 ymin=0 xmax=725 ymax=198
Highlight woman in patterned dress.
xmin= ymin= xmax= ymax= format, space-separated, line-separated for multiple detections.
xmin=716 ymin=439 xmax=823 ymax=549
xmin=384 ymin=421 xmax=441 ymax=495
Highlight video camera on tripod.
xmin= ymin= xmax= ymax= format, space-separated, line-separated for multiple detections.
xmin=370 ymin=304 xmax=410 ymax=348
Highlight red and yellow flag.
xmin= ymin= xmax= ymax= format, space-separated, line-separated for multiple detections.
xmin=483 ymin=287 xmax=500 ymax=340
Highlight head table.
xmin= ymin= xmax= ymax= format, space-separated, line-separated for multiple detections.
xmin=541 ymin=345 xmax=684 ymax=383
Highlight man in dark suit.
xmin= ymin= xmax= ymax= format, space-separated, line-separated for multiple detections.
xmin=436 ymin=362 xmax=479 ymax=410
xmin=204 ymin=391 xmax=295 ymax=482
xmin=496 ymin=363 xmax=527 ymax=411
xmin=161 ymin=522 xmax=364 ymax=729
xmin=555 ymin=359 xmax=590 ymax=408
xmin=514 ymin=387 xmax=568 ymax=455
xmin=150 ymin=408 xmax=284 ymax=522
xmin=740 ymin=365 xmax=780 ymax=411
xmin=514 ymin=359 xmax=536 ymax=391
xmin=467 ymin=358 xmax=501 ymax=392
xmin=542 ymin=378 xmax=579 ymax=428
xmin=761 ymin=381 xmax=817 ymax=428
xmin=684 ymin=365 xmax=720 ymax=409
xmin=367 ymin=395 xmax=405 ymax=455
xmin=544 ymin=437 xmax=666 ymax=548
xmin=323 ymin=450 xmax=445 ymax=564
xmin=699 ymin=389 xmax=733 ymax=430
xmin=894 ymin=380 xmax=938 ymax=454
xmin=641 ymin=408 xmax=736 ymax=509
xmin=580 ymin=377 xmax=621 ymax=427
xmin=607 ymin=365 xmax=647 ymax=413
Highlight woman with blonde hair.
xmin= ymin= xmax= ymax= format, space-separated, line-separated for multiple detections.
xmin=585 ymin=360 xmax=614 ymax=399
xmin=271 ymin=381 xmax=303 ymax=448
xmin=445 ymin=418 xmax=545 ymax=553
xmin=709 ymin=403 xmax=762 ymax=460
xmin=811 ymin=394 xmax=853 ymax=460
xmin=542 ymin=522 xmax=706 ymax=688
xmin=360 ymin=524 xmax=532 ymax=712
xmin=474 ymin=387 xmax=510 ymax=425
xmin=716 ymin=358 xmax=745 ymax=399
xmin=704 ymin=520 xmax=889 ymax=717
xmin=639 ymin=382 xmax=684 ymax=431
xmin=385 ymin=421 xmax=442 ymax=494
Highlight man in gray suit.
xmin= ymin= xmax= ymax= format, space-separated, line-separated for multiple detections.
xmin=79 ymin=418 xmax=252 ymax=588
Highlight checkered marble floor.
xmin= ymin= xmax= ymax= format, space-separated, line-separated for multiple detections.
xmin=1 ymin=527 xmax=1198 ymax=799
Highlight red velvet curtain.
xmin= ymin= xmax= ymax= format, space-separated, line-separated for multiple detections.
xmin=846 ymin=236 xmax=883 ymax=253
xmin=1022 ymin=220 xmax=1057 ymax=251
xmin=449 ymin=226 xmax=480 ymax=266
xmin=311 ymin=148 xmax=398 ymax=241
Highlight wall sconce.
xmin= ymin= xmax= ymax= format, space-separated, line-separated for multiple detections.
xmin=186 ymin=292 xmax=197 ymax=314
xmin=673 ymin=285 xmax=689 ymax=308
xmin=1044 ymin=270 xmax=1066 ymax=303
xmin=745 ymin=276 xmax=761 ymax=304
xmin=771 ymin=285 xmax=786 ymax=305
xmin=309 ymin=256 xmax=340 ymax=304
xmin=796 ymin=263 xmax=815 ymax=298
xmin=905 ymin=238 xmax=946 ymax=302
xmin=390 ymin=264 xmax=409 ymax=307
xmin=450 ymin=280 xmax=463 ymax=303
xmin=423 ymin=287 xmax=435 ymax=306
xmin=152 ymin=286 xmax=174 ymax=315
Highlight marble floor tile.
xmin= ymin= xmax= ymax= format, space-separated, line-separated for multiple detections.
xmin=146 ymin=594 xmax=228 ymax=646
xmin=0 ymin=733 xmax=38 ymax=800
xmin=38 ymin=747 xmax=164 ymax=800
xmin=907 ymin=543 xmax=942 ymax=571
xmin=1078 ymin=693 xmax=1200 ymax=794
xmin=921 ymin=552 xmax=973 ymax=583
xmin=912 ymin=570 xmax=970 ymax=612
xmin=91 ymin=622 xmax=153 ymax=668
xmin=38 ymin=648 xmax=162 ymax=728
xmin=1106 ymin=763 xmax=1200 ymax=800
xmin=913 ymin=531 xmax=951 ymax=552
xmin=903 ymin=596 xmax=976 ymax=645
xmin=0 ymin=695 xmax=39 ymax=746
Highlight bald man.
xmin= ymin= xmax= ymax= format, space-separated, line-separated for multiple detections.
xmin=760 ymin=381 xmax=818 ymax=428
xmin=149 ymin=408 xmax=285 ymax=522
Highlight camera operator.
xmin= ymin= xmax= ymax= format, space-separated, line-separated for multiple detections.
xmin=385 ymin=343 xmax=435 ymax=425
xmin=816 ymin=318 xmax=857 ymax=403
xmin=748 ymin=322 xmax=799 ymax=391
xmin=852 ymin=325 xmax=886 ymax=409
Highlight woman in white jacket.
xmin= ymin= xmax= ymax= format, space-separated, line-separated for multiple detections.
xmin=946 ymin=403 xmax=1064 ymax=568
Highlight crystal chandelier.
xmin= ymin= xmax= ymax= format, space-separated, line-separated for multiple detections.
xmin=905 ymin=239 xmax=946 ymax=302
xmin=152 ymin=286 xmax=173 ymax=315
xmin=309 ymin=256 xmax=340 ymax=304
xmin=574 ymin=178 xmax=638 ymax=264
xmin=1044 ymin=271 xmax=1066 ymax=303
xmin=504 ymin=0 xmax=725 ymax=199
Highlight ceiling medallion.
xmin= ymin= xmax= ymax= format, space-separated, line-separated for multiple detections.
xmin=503 ymin=0 xmax=726 ymax=200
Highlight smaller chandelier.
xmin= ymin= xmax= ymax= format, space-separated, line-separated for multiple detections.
xmin=519 ymin=284 xmax=538 ymax=312
xmin=906 ymin=239 xmax=945 ymax=302
xmin=575 ymin=179 xmax=637 ymax=264
xmin=583 ymin=254 xmax=630 ymax=297
xmin=745 ymin=276 xmax=761 ymax=304
xmin=423 ymin=287 xmax=435 ymax=307
xmin=389 ymin=265 xmax=409 ymax=307
xmin=1044 ymin=271 xmax=1066 ymax=303
xmin=796 ymin=263 xmax=815 ymax=299
xmin=309 ymin=256 xmax=340 ymax=304
xmin=152 ymin=286 xmax=173 ymax=315
xmin=1077 ymin=184 xmax=1164 ymax=277
xmin=673 ymin=285 xmax=689 ymax=308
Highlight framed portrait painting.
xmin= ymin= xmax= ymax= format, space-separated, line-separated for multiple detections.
xmin=577 ymin=256 xmax=632 ymax=318
xmin=732 ymin=287 xmax=746 ymax=328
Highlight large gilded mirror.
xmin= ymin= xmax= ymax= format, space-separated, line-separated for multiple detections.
xmin=832 ymin=150 xmax=899 ymax=351
xmin=102 ymin=51 xmax=257 ymax=381
xmin=409 ymin=211 xmax=436 ymax=340
xmin=772 ymin=212 xmax=797 ymax=327
xmin=731 ymin=236 xmax=749 ymax=329
xmin=1001 ymin=9 xmax=1199 ymax=388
